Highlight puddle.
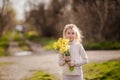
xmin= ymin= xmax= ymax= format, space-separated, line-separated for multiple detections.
xmin=14 ymin=51 xmax=32 ymax=56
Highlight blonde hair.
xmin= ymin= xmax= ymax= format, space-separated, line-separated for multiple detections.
xmin=63 ymin=24 xmax=83 ymax=42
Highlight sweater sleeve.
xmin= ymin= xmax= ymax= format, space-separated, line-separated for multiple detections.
xmin=58 ymin=54 xmax=66 ymax=66
xmin=75 ymin=44 xmax=88 ymax=67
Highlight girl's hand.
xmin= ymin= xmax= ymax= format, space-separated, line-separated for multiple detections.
xmin=67 ymin=61 xmax=75 ymax=67
xmin=64 ymin=56 xmax=71 ymax=62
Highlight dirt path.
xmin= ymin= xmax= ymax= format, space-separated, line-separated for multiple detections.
xmin=0 ymin=50 xmax=120 ymax=80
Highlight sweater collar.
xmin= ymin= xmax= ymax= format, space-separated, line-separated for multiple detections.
xmin=69 ymin=40 xmax=76 ymax=45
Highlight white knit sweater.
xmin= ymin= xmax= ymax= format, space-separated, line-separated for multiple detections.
xmin=59 ymin=41 xmax=88 ymax=75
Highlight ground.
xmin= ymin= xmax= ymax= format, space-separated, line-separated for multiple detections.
xmin=0 ymin=50 xmax=120 ymax=80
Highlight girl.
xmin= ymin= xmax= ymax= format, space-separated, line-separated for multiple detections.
xmin=59 ymin=24 xmax=88 ymax=80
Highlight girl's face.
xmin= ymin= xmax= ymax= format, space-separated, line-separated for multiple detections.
xmin=65 ymin=28 xmax=77 ymax=42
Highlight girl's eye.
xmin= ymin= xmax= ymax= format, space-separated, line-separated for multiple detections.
xmin=72 ymin=32 xmax=75 ymax=35
xmin=68 ymin=32 xmax=70 ymax=34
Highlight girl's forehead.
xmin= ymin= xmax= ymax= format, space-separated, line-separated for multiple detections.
xmin=66 ymin=28 xmax=75 ymax=32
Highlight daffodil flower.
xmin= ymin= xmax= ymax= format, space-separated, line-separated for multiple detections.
xmin=53 ymin=38 xmax=74 ymax=72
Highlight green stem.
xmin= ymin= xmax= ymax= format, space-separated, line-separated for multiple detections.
xmin=65 ymin=51 xmax=70 ymax=56
xmin=69 ymin=66 xmax=74 ymax=72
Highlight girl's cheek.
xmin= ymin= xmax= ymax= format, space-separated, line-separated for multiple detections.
xmin=66 ymin=35 xmax=69 ymax=39
xmin=66 ymin=34 xmax=70 ymax=38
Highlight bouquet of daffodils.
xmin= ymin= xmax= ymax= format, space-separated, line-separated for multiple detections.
xmin=53 ymin=38 xmax=74 ymax=71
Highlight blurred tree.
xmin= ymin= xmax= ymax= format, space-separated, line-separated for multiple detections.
xmin=25 ymin=0 xmax=68 ymax=37
xmin=72 ymin=0 xmax=120 ymax=42
xmin=25 ymin=0 xmax=120 ymax=42
xmin=0 ymin=0 xmax=17 ymax=36
xmin=0 ymin=0 xmax=9 ymax=36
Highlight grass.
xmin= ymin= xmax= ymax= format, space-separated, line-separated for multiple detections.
xmin=23 ymin=60 xmax=120 ymax=80
xmin=24 ymin=31 xmax=120 ymax=50
xmin=43 ymin=38 xmax=56 ymax=50
xmin=14 ymin=32 xmax=31 ymax=51
xmin=0 ymin=31 xmax=11 ymax=56
xmin=84 ymin=41 xmax=120 ymax=50
xmin=1 ymin=30 xmax=119 ymax=50
xmin=24 ymin=31 xmax=56 ymax=50
xmin=45 ymin=41 xmax=120 ymax=50
xmin=83 ymin=60 xmax=120 ymax=80
xmin=44 ymin=41 xmax=120 ymax=50
xmin=0 ymin=62 xmax=14 ymax=66
xmin=0 ymin=39 xmax=9 ymax=56
xmin=0 ymin=31 xmax=31 ymax=56
xmin=23 ymin=71 xmax=58 ymax=80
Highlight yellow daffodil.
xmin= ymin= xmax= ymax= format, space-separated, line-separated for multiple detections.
xmin=53 ymin=38 xmax=69 ymax=54
xmin=53 ymin=38 xmax=74 ymax=72
xmin=53 ymin=42 xmax=58 ymax=50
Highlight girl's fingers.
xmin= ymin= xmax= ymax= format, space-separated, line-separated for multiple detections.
xmin=64 ymin=56 xmax=70 ymax=60
xmin=69 ymin=61 xmax=75 ymax=66
xmin=66 ymin=56 xmax=71 ymax=60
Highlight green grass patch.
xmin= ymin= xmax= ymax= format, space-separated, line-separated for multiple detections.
xmin=43 ymin=38 xmax=56 ymax=50
xmin=24 ymin=31 xmax=120 ymax=50
xmin=83 ymin=60 xmax=120 ymax=80
xmin=0 ymin=32 xmax=11 ymax=56
xmin=0 ymin=62 xmax=14 ymax=66
xmin=24 ymin=31 xmax=56 ymax=50
xmin=24 ymin=31 xmax=39 ymax=42
xmin=14 ymin=32 xmax=21 ymax=41
xmin=19 ymin=40 xmax=31 ymax=51
xmin=24 ymin=71 xmax=57 ymax=80
xmin=14 ymin=32 xmax=31 ymax=51
xmin=45 ymin=41 xmax=120 ymax=50
xmin=84 ymin=41 xmax=120 ymax=50
xmin=0 ymin=47 xmax=8 ymax=56
xmin=0 ymin=41 xmax=9 ymax=49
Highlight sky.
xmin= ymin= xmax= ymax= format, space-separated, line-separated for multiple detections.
xmin=11 ymin=0 xmax=50 ymax=21
xmin=0 ymin=0 xmax=50 ymax=21
xmin=0 ymin=0 xmax=28 ymax=21
xmin=11 ymin=0 xmax=28 ymax=21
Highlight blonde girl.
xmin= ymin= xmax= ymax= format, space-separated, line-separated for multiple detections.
xmin=59 ymin=24 xmax=88 ymax=80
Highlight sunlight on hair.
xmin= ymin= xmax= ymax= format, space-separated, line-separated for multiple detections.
xmin=63 ymin=24 xmax=83 ymax=42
